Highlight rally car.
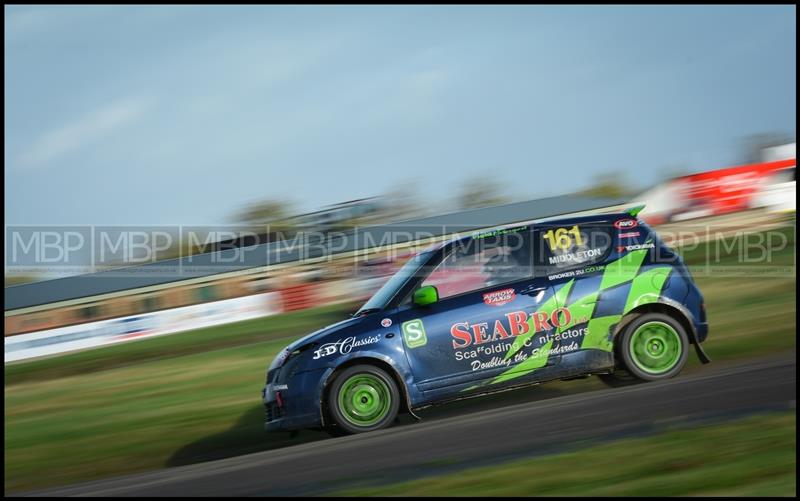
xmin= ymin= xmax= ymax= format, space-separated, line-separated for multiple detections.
xmin=263 ymin=206 xmax=710 ymax=435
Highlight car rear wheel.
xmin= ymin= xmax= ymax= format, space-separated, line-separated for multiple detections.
xmin=327 ymin=365 xmax=400 ymax=435
xmin=617 ymin=312 xmax=689 ymax=381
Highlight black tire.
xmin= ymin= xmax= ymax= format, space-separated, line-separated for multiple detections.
xmin=326 ymin=364 xmax=400 ymax=435
xmin=598 ymin=315 xmax=646 ymax=387
xmin=616 ymin=312 xmax=690 ymax=382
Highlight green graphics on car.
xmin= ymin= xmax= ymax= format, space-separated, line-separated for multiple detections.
xmin=402 ymin=319 xmax=428 ymax=348
xmin=262 ymin=206 xmax=710 ymax=436
xmin=487 ymin=246 xmax=672 ymax=386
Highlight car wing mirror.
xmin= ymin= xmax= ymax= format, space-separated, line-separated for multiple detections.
xmin=413 ymin=285 xmax=439 ymax=307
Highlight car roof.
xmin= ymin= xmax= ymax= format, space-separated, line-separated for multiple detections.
xmin=443 ymin=209 xmax=637 ymax=248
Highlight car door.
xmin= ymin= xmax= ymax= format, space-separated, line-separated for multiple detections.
xmin=394 ymin=226 xmax=557 ymax=392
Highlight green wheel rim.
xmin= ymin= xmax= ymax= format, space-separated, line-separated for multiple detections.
xmin=337 ymin=373 xmax=391 ymax=427
xmin=629 ymin=321 xmax=682 ymax=375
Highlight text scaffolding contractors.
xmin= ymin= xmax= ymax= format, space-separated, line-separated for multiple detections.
xmin=455 ymin=327 xmax=587 ymax=364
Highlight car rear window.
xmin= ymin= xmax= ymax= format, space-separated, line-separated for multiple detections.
xmin=534 ymin=221 xmax=613 ymax=275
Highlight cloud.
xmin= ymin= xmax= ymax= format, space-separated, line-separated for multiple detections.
xmin=16 ymin=96 xmax=151 ymax=169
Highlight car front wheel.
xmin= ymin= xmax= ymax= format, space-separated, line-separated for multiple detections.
xmin=327 ymin=364 xmax=400 ymax=435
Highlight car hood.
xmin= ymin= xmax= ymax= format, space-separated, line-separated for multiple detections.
xmin=284 ymin=315 xmax=364 ymax=352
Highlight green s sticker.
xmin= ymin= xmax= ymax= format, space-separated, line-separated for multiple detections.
xmin=402 ymin=319 xmax=427 ymax=348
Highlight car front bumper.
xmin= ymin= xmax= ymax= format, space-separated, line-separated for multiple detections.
xmin=263 ymin=368 xmax=327 ymax=432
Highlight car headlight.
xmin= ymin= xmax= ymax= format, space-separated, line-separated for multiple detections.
xmin=266 ymin=342 xmax=317 ymax=384
xmin=269 ymin=348 xmax=291 ymax=372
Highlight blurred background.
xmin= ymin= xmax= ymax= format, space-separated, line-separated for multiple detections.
xmin=4 ymin=4 xmax=796 ymax=496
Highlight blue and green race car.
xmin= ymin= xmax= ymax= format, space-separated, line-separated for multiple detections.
xmin=263 ymin=206 xmax=710 ymax=435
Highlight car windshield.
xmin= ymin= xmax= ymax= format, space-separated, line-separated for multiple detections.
xmin=355 ymin=249 xmax=437 ymax=315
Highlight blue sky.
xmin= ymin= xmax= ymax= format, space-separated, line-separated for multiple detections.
xmin=5 ymin=5 xmax=796 ymax=226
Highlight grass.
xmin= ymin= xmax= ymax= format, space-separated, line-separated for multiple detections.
xmin=334 ymin=412 xmax=797 ymax=496
xmin=5 ymin=339 xmax=330 ymax=493
xmin=3 ymin=223 xmax=796 ymax=493
xmin=5 ymin=302 xmax=358 ymax=492
xmin=5 ymin=301 xmax=360 ymax=385
xmin=673 ymin=220 xmax=796 ymax=365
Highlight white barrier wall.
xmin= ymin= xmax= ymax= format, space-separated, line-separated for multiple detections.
xmin=5 ymin=292 xmax=281 ymax=363
xmin=753 ymin=181 xmax=797 ymax=213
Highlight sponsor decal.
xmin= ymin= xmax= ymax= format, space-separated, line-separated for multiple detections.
xmin=613 ymin=219 xmax=639 ymax=229
xmin=483 ymin=288 xmax=516 ymax=307
xmin=459 ymin=249 xmax=673 ymax=390
xmin=542 ymin=225 xmax=585 ymax=252
xmin=450 ymin=307 xmax=582 ymax=349
xmin=531 ymin=340 xmax=580 ymax=358
xmin=619 ymin=231 xmax=640 ymax=239
xmin=548 ymin=248 xmax=602 ymax=265
xmin=547 ymin=265 xmax=604 ymax=281
xmin=617 ymin=242 xmax=656 ymax=253
xmin=273 ymin=384 xmax=288 ymax=391
xmin=536 ymin=327 xmax=587 ymax=345
xmin=312 ymin=335 xmax=380 ymax=360
xmin=471 ymin=356 xmax=514 ymax=371
xmin=472 ymin=225 xmax=529 ymax=240
xmin=381 ymin=318 xmax=392 ymax=328
xmin=458 ymin=337 xmax=583 ymax=371
xmin=402 ymin=319 xmax=428 ymax=349
xmin=455 ymin=340 xmax=514 ymax=362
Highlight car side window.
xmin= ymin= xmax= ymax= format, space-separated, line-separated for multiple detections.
xmin=420 ymin=228 xmax=534 ymax=300
xmin=535 ymin=222 xmax=613 ymax=276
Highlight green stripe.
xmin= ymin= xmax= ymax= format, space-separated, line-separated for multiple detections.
xmin=623 ymin=267 xmax=671 ymax=313
xmin=599 ymin=249 xmax=648 ymax=291
xmin=493 ymin=340 xmax=553 ymax=384
xmin=580 ymin=315 xmax=622 ymax=352
xmin=503 ymin=280 xmax=573 ymax=361
xmin=558 ymin=291 xmax=598 ymax=333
